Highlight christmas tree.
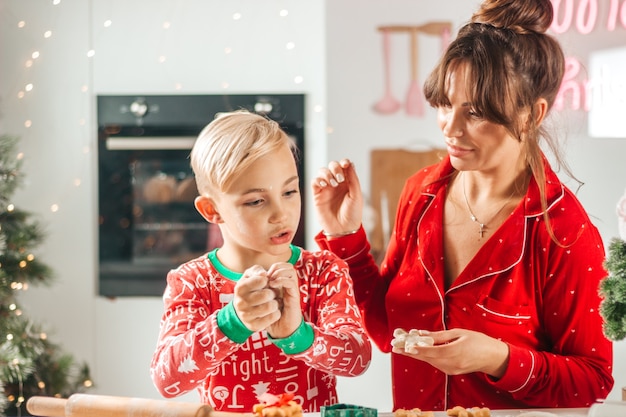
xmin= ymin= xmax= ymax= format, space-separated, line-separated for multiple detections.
xmin=600 ymin=237 xmax=626 ymax=341
xmin=0 ymin=135 xmax=93 ymax=417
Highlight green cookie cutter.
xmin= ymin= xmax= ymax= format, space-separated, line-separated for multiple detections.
xmin=320 ymin=404 xmax=378 ymax=417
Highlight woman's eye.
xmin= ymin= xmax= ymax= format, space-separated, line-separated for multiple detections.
xmin=284 ymin=189 xmax=299 ymax=197
xmin=468 ymin=109 xmax=482 ymax=119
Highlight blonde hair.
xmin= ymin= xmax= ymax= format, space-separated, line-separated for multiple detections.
xmin=190 ymin=110 xmax=298 ymax=195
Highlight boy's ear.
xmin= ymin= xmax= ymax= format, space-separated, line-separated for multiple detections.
xmin=194 ymin=196 xmax=222 ymax=223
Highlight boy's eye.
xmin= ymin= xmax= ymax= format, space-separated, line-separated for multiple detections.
xmin=244 ymin=199 xmax=263 ymax=207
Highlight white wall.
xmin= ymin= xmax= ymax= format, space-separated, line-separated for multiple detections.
xmin=0 ymin=0 xmax=624 ymax=412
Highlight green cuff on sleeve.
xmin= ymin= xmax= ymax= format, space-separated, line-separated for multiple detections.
xmin=269 ymin=319 xmax=315 ymax=354
xmin=217 ymin=302 xmax=254 ymax=344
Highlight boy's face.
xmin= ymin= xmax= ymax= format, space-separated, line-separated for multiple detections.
xmin=213 ymin=144 xmax=301 ymax=263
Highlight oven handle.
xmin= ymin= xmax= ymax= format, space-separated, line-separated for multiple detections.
xmin=105 ymin=137 xmax=196 ymax=150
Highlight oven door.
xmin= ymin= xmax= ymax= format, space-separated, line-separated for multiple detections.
xmin=98 ymin=135 xmax=212 ymax=297
xmin=97 ymin=94 xmax=305 ymax=297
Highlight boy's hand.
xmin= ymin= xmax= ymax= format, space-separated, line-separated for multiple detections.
xmin=232 ymin=265 xmax=281 ymax=332
xmin=265 ymin=262 xmax=302 ymax=339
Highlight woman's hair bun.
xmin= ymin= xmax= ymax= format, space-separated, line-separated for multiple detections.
xmin=471 ymin=0 xmax=553 ymax=34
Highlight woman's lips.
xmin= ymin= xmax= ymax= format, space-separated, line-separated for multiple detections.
xmin=447 ymin=143 xmax=473 ymax=158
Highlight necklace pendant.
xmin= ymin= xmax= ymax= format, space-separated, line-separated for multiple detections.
xmin=478 ymin=223 xmax=485 ymax=238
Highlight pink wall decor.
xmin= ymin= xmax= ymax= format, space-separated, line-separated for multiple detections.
xmin=555 ymin=56 xmax=589 ymax=111
xmin=551 ymin=0 xmax=626 ymax=34
xmin=373 ymin=22 xmax=452 ymax=118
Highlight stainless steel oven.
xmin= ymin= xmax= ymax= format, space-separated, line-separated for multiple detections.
xmin=97 ymin=94 xmax=305 ymax=297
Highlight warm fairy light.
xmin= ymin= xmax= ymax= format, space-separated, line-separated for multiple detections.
xmin=18 ymin=21 xmax=26 ymax=28
xmin=158 ymin=55 xmax=166 ymax=63
xmin=327 ymin=126 xmax=335 ymax=134
xmin=104 ymin=20 xmax=112 ymax=28
xmin=87 ymin=49 xmax=95 ymax=58
xmin=84 ymin=380 xmax=93 ymax=388
xmin=40 ymin=333 xmax=47 ymax=340
xmin=74 ymin=178 xmax=82 ymax=186
xmin=279 ymin=9 xmax=289 ymax=17
xmin=19 ymin=260 xmax=27 ymax=268
xmin=17 ymin=152 xmax=24 ymax=160
xmin=221 ymin=81 xmax=230 ymax=89
xmin=44 ymin=30 xmax=52 ymax=38
xmin=17 ymin=91 xmax=25 ymax=98
xmin=9 ymin=304 xmax=16 ymax=311
xmin=232 ymin=12 xmax=242 ymax=20
xmin=224 ymin=47 xmax=232 ymax=54
xmin=6 ymin=334 xmax=13 ymax=341
xmin=7 ymin=204 xmax=15 ymax=212
xmin=10 ymin=282 xmax=24 ymax=290
xmin=25 ymin=120 xmax=32 ymax=128
xmin=314 ymin=105 xmax=323 ymax=112
xmin=53 ymin=0 xmax=61 ymax=5
xmin=25 ymin=83 xmax=34 ymax=92
xmin=32 ymin=51 xmax=40 ymax=59
xmin=25 ymin=60 xmax=33 ymax=68
xmin=81 ymin=85 xmax=89 ymax=92
xmin=38 ymin=382 xmax=46 ymax=389
xmin=294 ymin=75 xmax=304 ymax=84
xmin=7 ymin=395 xmax=15 ymax=402
xmin=163 ymin=21 xmax=171 ymax=29
xmin=51 ymin=204 xmax=59 ymax=212
xmin=286 ymin=42 xmax=295 ymax=50
xmin=27 ymin=254 xmax=35 ymax=261
xmin=174 ymin=83 xmax=183 ymax=90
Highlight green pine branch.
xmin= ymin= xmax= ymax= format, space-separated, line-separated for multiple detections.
xmin=599 ymin=237 xmax=626 ymax=341
xmin=0 ymin=135 xmax=94 ymax=416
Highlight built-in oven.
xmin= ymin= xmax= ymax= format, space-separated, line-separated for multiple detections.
xmin=97 ymin=94 xmax=305 ymax=297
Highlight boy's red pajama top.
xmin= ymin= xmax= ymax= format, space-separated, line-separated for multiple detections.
xmin=316 ymin=155 xmax=613 ymax=411
xmin=150 ymin=246 xmax=371 ymax=412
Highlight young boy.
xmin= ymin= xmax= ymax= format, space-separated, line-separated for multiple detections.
xmin=150 ymin=110 xmax=371 ymax=412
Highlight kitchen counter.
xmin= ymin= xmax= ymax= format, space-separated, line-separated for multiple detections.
xmin=375 ymin=410 xmax=587 ymax=417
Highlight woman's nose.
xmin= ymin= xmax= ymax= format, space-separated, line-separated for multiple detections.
xmin=441 ymin=111 xmax=463 ymax=138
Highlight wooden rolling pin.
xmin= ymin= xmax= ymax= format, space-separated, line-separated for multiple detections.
xmin=26 ymin=396 xmax=67 ymax=417
xmin=27 ymin=393 xmax=252 ymax=417
xmin=66 ymin=394 xmax=213 ymax=417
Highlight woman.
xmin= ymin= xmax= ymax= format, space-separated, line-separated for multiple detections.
xmin=312 ymin=0 xmax=613 ymax=411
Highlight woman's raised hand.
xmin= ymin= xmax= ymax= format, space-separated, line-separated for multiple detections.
xmin=311 ymin=159 xmax=364 ymax=236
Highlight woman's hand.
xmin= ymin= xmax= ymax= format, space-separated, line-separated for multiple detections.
xmin=311 ymin=159 xmax=364 ymax=236
xmin=392 ymin=328 xmax=510 ymax=378
xmin=265 ymin=262 xmax=302 ymax=339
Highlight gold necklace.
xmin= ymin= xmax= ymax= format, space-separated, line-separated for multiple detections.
xmin=461 ymin=172 xmax=515 ymax=238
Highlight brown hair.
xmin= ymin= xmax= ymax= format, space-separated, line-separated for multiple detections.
xmin=424 ymin=0 xmax=575 ymax=243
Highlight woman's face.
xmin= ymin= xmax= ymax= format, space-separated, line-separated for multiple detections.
xmin=437 ymin=62 xmax=524 ymax=174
